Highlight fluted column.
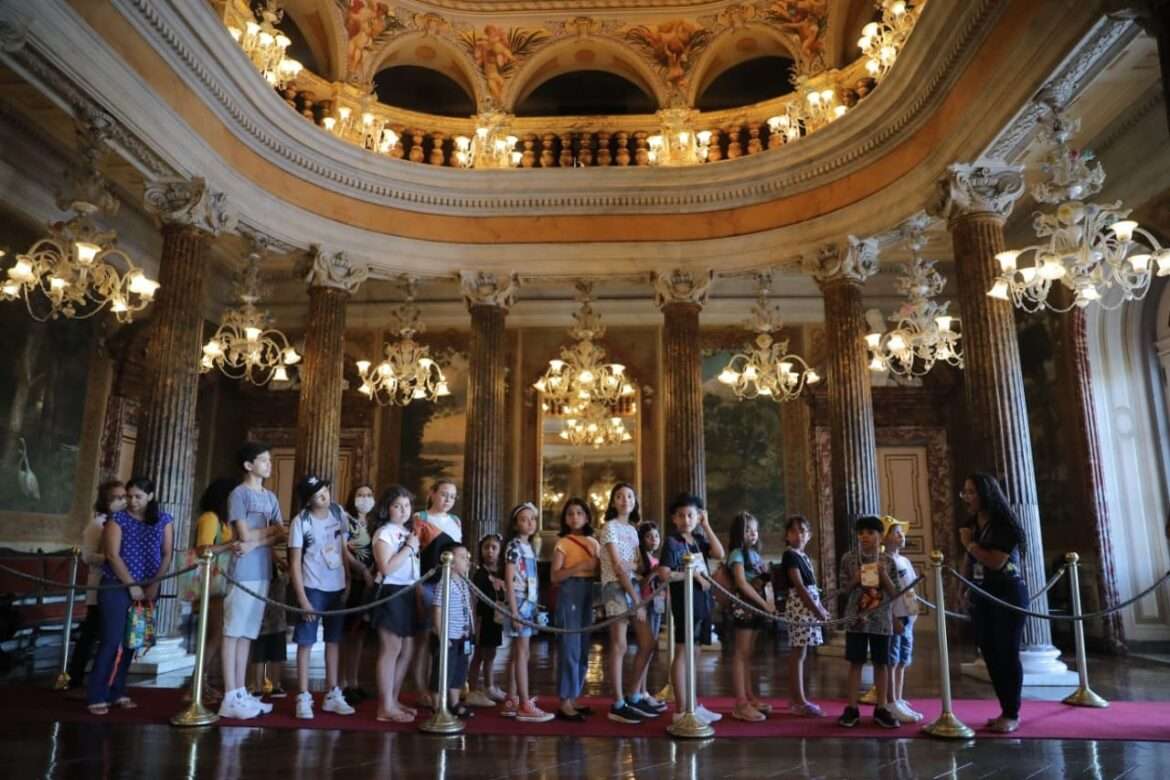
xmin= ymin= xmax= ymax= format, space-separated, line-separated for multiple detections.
xmin=136 ymin=178 xmax=235 ymax=635
xmin=935 ymin=163 xmax=1069 ymax=676
xmin=808 ymin=238 xmax=881 ymax=559
xmin=460 ymin=272 xmax=517 ymax=543
xmin=294 ymin=247 xmax=368 ymax=486
xmin=655 ymin=270 xmax=712 ymax=502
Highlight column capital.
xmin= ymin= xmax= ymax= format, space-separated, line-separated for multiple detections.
xmin=143 ymin=177 xmax=237 ymax=234
xmin=806 ymin=236 xmax=879 ymax=286
xmin=459 ymin=271 xmax=518 ymax=310
xmin=653 ymin=269 xmax=713 ymax=310
xmin=930 ymin=162 xmax=1026 ymax=224
xmin=304 ymin=245 xmax=369 ymax=294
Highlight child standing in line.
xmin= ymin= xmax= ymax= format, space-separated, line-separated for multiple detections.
xmin=502 ymin=502 xmax=554 ymax=723
xmin=782 ymin=514 xmax=830 ymax=717
xmin=248 ymin=548 xmax=289 ymax=701
xmin=431 ymin=544 xmax=476 ymax=719
xmin=662 ymin=494 xmax=725 ymax=726
xmin=371 ymin=485 xmax=420 ymax=722
xmin=68 ymin=480 xmax=125 ymax=694
xmin=632 ymin=521 xmax=665 ymax=706
xmin=551 ymin=498 xmax=600 ymax=721
xmin=410 ymin=479 xmax=462 ymax=707
xmin=340 ymin=484 xmax=376 ymax=704
xmin=837 ymin=514 xmax=901 ymax=729
xmin=725 ymin=512 xmax=776 ymax=722
xmin=288 ymin=475 xmax=361 ymax=720
xmin=466 ymin=534 xmax=506 ymax=707
xmin=882 ymin=515 xmax=923 ymax=723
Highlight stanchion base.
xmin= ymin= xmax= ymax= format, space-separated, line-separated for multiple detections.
xmin=170 ymin=704 xmax=219 ymax=727
xmin=667 ymin=713 xmax=715 ymax=739
xmin=1063 ymin=686 xmax=1109 ymax=708
xmin=52 ymin=672 xmax=71 ymax=691
xmin=655 ymin=683 xmax=674 ymax=704
xmin=419 ymin=711 xmax=465 ymax=734
xmin=923 ymin=711 xmax=975 ymax=739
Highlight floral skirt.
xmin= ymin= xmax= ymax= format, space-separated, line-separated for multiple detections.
xmin=784 ymin=585 xmax=824 ymax=648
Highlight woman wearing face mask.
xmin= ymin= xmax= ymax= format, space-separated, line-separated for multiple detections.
xmin=340 ymin=484 xmax=377 ymax=703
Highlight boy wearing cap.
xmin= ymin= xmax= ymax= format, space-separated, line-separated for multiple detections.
xmin=882 ymin=515 xmax=923 ymax=723
xmin=289 ymin=475 xmax=362 ymax=719
xmin=837 ymin=514 xmax=900 ymax=729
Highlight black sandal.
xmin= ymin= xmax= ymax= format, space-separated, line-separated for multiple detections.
xmin=555 ymin=708 xmax=586 ymax=722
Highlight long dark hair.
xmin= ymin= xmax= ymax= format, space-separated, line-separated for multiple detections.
xmin=126 ymin=476 xmax=161 ymax=526
xmin=198 ymin=478 xmax=236 ymax=525
xmin=94 ymin=480 xmax=124 ymax=515
xmin=375 ymin=484 xmax=414 ymax=533
xmin=965 ymin=472 xmax=1027 ymax=556
xmin=558 ymin=497 xmax=594 ymax=537
xmin=346 ymin=483 xmax=375 ymax=520
xmin=506 ymin=502 xmax=539 ymax=544
xmin=477 ymin=533 xmax=503 ymax=573
xmin=636 ymin=521 xmax=659 ymax=577
xmin=728 ymin=511 xmax=759 ymax=562
xmin=603 ymin=482 xmax=641 ymax=524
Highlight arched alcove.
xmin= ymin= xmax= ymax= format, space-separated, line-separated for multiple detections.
xmin=503 ymin=37 xmax=668 ymax=111
xmin=695 ymin=56 xmax=796 ymax=111
xmin=277 ymin=12 xmax=322 ymax=75
xmin=374 ymin=66 xmax=477 ymax=117
xmin=515 ymin=70 xmax=656 ymax=117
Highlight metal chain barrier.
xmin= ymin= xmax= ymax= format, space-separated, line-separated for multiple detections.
xmin=948 ymin=567 xmax=1170 ymax=621
xmin=1028 ymin=564 xmax=1068 ymax=604
xmin=461 ymin=574 xmax=669 ymax=635
xmin=914 ymin=593 xmax=971 ymax=622
xmin=0 ymin=559 xmax=199 ymax=592
xmin=219 ymin=568 xmax=437 ymax=617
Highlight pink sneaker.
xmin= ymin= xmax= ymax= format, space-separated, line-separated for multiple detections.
xmin=516 ymin=701 xmax=554 ymax=723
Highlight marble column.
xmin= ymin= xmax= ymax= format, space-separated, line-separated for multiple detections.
xmin=294 ymin=247 xmax=368 ymax=487
xmin=460 ymin=272 xmax=517 ymax=543
xmin=934 ymin=162 xmax=1073 ymax=682
xmin=135 ymin=179 xmax=235 ymax=634
xmin=809 ymin=237 xmax=882 ymax=561
xmin=654 ymin=270 xmax=713 ymax=502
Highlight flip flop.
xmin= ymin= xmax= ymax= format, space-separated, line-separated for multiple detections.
xmin=376 ymin=710 xmax=415 ymax=723
xmin=115 ymin=697 xmax=138 ymax=710
xmin=87 ymin=703 xmax=109 ymax=716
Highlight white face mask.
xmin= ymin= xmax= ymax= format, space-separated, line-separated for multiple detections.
xmin=354 ymin=496 xmax=375 ymax=515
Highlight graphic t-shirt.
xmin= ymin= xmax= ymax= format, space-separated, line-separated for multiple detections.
xmin=840 ymin=549 xmax=898 ymax=635
xmin=347 ymin=514 xmax=373 ymax=568
xmin=890 ymin=553 xmax=918 ymax=620
xmin=373 ymin=522 xmax=419 ymax=585
xmin=289 ymin=504 xmax=348 ymax=592
xmin=227 ymin=485 xmax=282 ymax=581
xmin=504 ymin=538 xmax=538 ymax=606
xmin=598 ymin=520 xmax=639 ymax=585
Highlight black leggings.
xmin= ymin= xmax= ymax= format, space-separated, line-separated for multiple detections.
xmin=67 ymin=605 xmax=102 ymax=687
xmin=971 ymin=577 xmax=1027 ymax=720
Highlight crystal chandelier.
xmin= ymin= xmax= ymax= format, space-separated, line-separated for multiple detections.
xmin=227 ymin=1 xmax=303 ymax=88
xmin=857 ymin=1 xmax=921 ymax=81
xmin=201 ymin=245 xmax=300 ymax=385
xmin=534 ymin=282 xmax=636 ymax=412
xmin=454 ymin=112 xmax=521 ymax=169
xmin=356 ymin=279 xmax=451 ymax=406
xmin=541 ymin=477 xmax=565 ymax=511
xmin=588 ymin=465 xmax=619 ymax=518
xmin=766 ymin=105 xmax=803 ymax=145
xmin=989 ymin=105 xmax=1169 ymax=312
xmin=718 ymin=273 xmax=820 ymax=402
xmin=866 ymin=219 xmax=963 ymax=377
xmin=647 ymin=108 xmax=712 ymax=166
xmin=559 ymin=402 xmax=633 ymax=449
xmin=1 ymin=120 xmax=159 ymax=323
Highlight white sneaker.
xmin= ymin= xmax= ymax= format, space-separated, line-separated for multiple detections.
xmin=246 ymin=691 xmax=273 ymax=715
xmin=889 ymin=700 xmax=922 ymax=724
xmin=218 ymin=689 xmax=262 ymax=720
xmin=322 ymin=687 xmax=355 ymax=716
xmin=695 ymin=703 xmax=722 ymax=723
xmin=897 ymin=699 xmax=924 ymax=721
xmin=295 ymin=691 xmax=314 ymax=720
xmin=465 ymin=690 xmax=496 ymax=708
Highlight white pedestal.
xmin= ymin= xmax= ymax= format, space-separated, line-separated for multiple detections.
xmin=129 ymin=637 xmax=195 ymax=676
xmin=960 ymin=648 xmax=1079 ymax=686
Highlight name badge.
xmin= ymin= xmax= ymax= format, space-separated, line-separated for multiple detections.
xmin=973 ymin=562 xmax=985 ymax=581
xmin=526 ymin=575 xmax=538 ymax=604
xmin=860 ymin=562 xmax=879 ymax=588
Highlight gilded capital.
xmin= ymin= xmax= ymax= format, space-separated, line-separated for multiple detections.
xmin=143 ymin=177 xmax=237 ymax=234
xmin=805 ymin=236 xmax=879 ymax=286
xmin=653 ymin=269 xmax=713 ymax=310
xmin=304 ymin=245 xmax=369 ymax=294
xmin=459 ymin=271 xmax=518 ymax=310
xmin=931 ymin=162 xmax=1025 ymax=223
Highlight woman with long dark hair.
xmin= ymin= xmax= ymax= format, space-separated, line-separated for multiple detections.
xmin=86 ymin=476 xmax=174 ymax=714
xmin=191 ymin=477 xmax=238 ymax=704
xmin=959 ymin=472 xmax=1028 ymax=734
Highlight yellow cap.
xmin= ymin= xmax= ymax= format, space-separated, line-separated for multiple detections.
xmin=881 ymin=515 xmax=907 ymax=537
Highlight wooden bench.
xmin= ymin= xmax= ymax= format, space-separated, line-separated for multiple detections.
xmin=0 ymin=549 xmax=90 ymax=679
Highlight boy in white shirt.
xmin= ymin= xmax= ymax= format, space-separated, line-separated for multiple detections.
xmin=882 ymin=515 xmax=923 ymax=723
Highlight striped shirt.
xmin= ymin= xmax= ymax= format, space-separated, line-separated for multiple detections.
xmin=432 ymin=576 xmax=473 ymax=639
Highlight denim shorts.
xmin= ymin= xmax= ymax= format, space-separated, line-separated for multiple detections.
xmin=601 ymin=580 xmax=637 ymax=618
xmin=503 ymin=599 xmax=538 ymax=639
xmin=888 ymin=617 xmax=914 ymax=666
xmin=293 ymin=588 xmax=345 ymax=645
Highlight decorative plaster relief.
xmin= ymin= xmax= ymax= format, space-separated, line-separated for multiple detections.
xmin=459 ymin=270 xmax=519 ymax=309
xmin=303 ymin=244 xmax=371 ymax=292
xmin=653 ymin=268 xmax=713 ymax=308
xmin=805 ymin=234 xmax=879 ymax=285
xmin=930 ymin=161 xmax=1026 ymax=223
xmin=143 ymin=177 xmax=238 ymax=233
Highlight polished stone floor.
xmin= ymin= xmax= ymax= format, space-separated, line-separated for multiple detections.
xmin=4 ymin=634 xmax=1169 ymax=779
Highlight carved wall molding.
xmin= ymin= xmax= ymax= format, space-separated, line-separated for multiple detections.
xmin=653 ymin=268 xmax=713 ymax=309
xmin=143 ymin=177 xmax=237 ymax=233
xmin=930 ymin=161 xmax=1026 ymax=224
xmin=805 ymin=235 xmax=879 ymax=285
xmin=303 ymin=245 xmax=371 ymax=293
xmin=459 ymin=271 xmax=519 ymax=309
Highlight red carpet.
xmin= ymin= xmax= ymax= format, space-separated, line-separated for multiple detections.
xmin=6 ymin=688 xmax=1168 ymax=741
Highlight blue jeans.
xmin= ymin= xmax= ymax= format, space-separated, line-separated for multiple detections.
xmin=555 ymin=577 xmax=593 ymax=700
xmin=87 ymin=586 xmax=134 ymax=705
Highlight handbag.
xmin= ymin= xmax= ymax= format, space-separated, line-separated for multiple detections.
xmin=177 ymin=522 xmax=229 ymax=602
xmin=125 ymin=600 xmax=156 ymax=652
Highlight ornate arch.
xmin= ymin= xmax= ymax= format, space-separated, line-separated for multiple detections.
xmin=687 ymin=23 xmax=798 ymax=107
xmin=501 ymin=35 xmax=669 ymax=113
xmin=363 ymin=31 xmax=485 ymax=108
xmin=282 ymin=0 xmax=347 ymax=82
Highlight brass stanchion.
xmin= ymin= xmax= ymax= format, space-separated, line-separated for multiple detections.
xmin=53 ymin=546 xmax=81 ymax=690
xmin=172 ymin=550 xmax=219 ymax=726
xmin=922 ymin=550 xmax=973 ymax=739
xmin=667 ymin=554 xmax=713 ymax=738
xmin=656 ymin=590 xmax=675 ymax=703
xmin=1062 ymin=552 xmax=1108 ymax=708
xmin=420 ymin=551 xmax=464 ymax=734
